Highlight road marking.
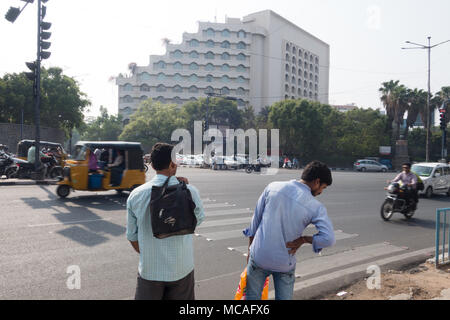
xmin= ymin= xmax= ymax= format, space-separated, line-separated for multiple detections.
xmin=205 ymin=208 xmax=252 ymax=217
xmin=198 ymin=229 xmax=245 ymax=241
xmin=203 ymin=203 xmax=236 ymax=209
xmin=197 ymin=217 xmax=251 ymax=229
xmin=28 ymin=218 xmax=112 ymax=228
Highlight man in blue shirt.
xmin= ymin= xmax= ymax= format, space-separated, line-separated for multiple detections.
xmin=127 ymin=143 xmax=205 ymax=300
xmin=243 ymin=161 xmax=335 ymax=300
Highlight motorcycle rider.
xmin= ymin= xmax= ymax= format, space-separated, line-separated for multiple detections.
xmin=389 ymin=163 xmax=418 ymax=209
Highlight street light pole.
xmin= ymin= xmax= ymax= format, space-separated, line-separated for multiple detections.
xmin=402 ymin=37 xmax=450 ymax=162
xmin=34 ymin=0 xmax=42 ymax=172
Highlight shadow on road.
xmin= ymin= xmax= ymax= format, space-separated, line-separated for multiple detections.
xmin=20 ymin=186 xmax=128 ymax=247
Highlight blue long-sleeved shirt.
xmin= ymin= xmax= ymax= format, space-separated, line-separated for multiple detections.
xmin=243 ymin=180 xmax=335 ymax=273
xmin=126 ymin=174 xmax=205 ymax=282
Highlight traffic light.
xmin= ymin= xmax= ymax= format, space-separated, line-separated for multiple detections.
xmin=440 ymin=110 xmax=446 ymax=130
xmin=5 ymin=7 xmax=20 ymax=22
xmin=39 ymin=5 xmax=51 ymax=60
xmin=25 ymin=61 xmax=38 ymax=96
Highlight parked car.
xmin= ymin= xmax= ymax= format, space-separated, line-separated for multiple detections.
xmin=354 ymin=159 xmax=388 ymax=172
xmin=411 ymin=163 xmax=450 ymax=198
xmin=224 ymin=156 xmax=239 ymax=170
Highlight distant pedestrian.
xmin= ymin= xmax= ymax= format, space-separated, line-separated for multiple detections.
xmin=126 ymin=142 xmax=205 ymax=300
xmin=243 ymin=160 xmax=336 ymax=300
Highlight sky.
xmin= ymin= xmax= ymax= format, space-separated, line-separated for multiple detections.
xmin=1 ymin=0 xmax=449 ymax=118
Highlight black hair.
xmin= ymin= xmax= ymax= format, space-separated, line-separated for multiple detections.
xmin=301 ymin=160 xmax=332 ymax=186
xmin=402 ymin=163 xmax=412 ymax=168
xmin=150 ymin=143 xmax=174 ymax=171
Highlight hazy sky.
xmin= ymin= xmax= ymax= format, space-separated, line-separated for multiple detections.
xmin=1 ymin=0 xmax=449 ymax=118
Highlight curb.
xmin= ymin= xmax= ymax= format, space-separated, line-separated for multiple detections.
xmin=269 ymin=247 xmax=436 ymax=300
xmin=0 ymin=179 xmax=58 ymax=186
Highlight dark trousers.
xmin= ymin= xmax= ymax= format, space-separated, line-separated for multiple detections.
xmin=110 ymin=167 xmax=123 ymax=186
xmin=134 ymin=270 xmax=195 ymax=300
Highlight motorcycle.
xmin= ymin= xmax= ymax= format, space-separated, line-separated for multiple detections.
xmin=6 ymin=154 xmax=62 ymax=180
xmin=380 ymin=182 xmax=417 ymax=221
xmin=245 ymin=164 xmax=261 ymax=174
xmin=0 ymin=154 xmax=14 ymax=178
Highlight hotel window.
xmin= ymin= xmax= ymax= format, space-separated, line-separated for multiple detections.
xmin=237 ymin=42 xmax=246 ymax=49
xmin=315 ymin=57 xmax=319 ymax=64
xmin=298 ymin=69 xmax=302 ymax=77
xmin=189 ymin=51 xmax=199 ymax=59
xmin=285 ymin=64 xmax=289 ymax=72
xmin=222 ymin=64 xmax=230 ymax=72
xmin=173 ymin=73 xmax=183 ymax=82
xmin=292 ymin=57 xmax=296 ymax=64
xmin=298 ymin=88 xmax=302 ymax=95
xmin=188 ymin=85 xmax=198 ymax=93
xmin=155 ymin=61 xmax=166 ymax=69
xmin=221 ymin=87 xmax=230 ymax=95
xmin=222 ymin=29 xmax=231 ymax=37
xmin=285 ymin=84 xmax=289 ymax=92
xmin=173 ymin=97 xmax=183 ymax=105
xmin=206 ymin=75 xmax=213 ymax=82
xmin=237 ymin=76 xmax=246 ymax=83
xmin=205 ymin=86 xmax=214 ymax=94
xmin=172 ymin=50 xmax=183 ymax=59
xmin=286 ymin=43 xmax=290 ymax=51
xmin=285 ymin=74 xmax=289 ymax=82
xmin=206 ymin=40 xmax=215 ymax=48
xmin=237 ymin=53 xmax=246 ymax=61
xmin=123 ymin=83 xmax=133 ymax=91
xmin=157 ymin=73 xmax=165 ymax=81
xmin=292 ymin=67 xmax=296 ymax=74
xmin=237 ymin=65 xmax=246 ymax=72
xmin=173 ymin=85 xmax=183 ymax=93
xmin=304 ymin=52 xmax=308 ymax=59
xmin=205 ymin=63 xmax=215 ymax=71
xmin=221 ymin=41 xmax=230 ymax=49
xmin=291 ymin=76 xmax=296 ymax=84
xmin=173 ymin=62 xmax=183 ymax=70
xmin=189 ymin=39 xmax=199 ymax=47
xmin=236 ymin=87 xmax=245 ymax=95
xmin=156 ymin=85 xmax=166 ymax=92
xmin=205 ymin=52 xmax=215 ymax=60
xmin=238 ymin=30 xmax=246 ymax=39
xmin=315 ymin=66 xmax=319 ymax=73
xmin=221 ymin=52 xmax=230 ymax=60
xmin=156 ymin=96 xmax=166 ymax=103
xmin=292 ymin=86 xmax=295 ymax=93
xmin=206 ymin=28 xmax=215 ymax=37
xmin=140 ymin=84 xmax=150 ymax=92
xmin=298 ymin=79 xmax=302 ymax=86
xmin=189 ymin=74 xmax=199 ymax=82
xmin=285 ymin=53 xmax=290 ymax=61
xmin=292 ymin=46 xmax=296 ymax=55
xmin=123 ymin=95 xmax=133 ymax=103
xmin=237 ymin=99 xmax=245 ymax=107
xmin=222 ymin=75 xmax=230 ymax=83
xmin=189 ymin=62 xmax=199 ymax=70
xmin=140 ymin=96 xmax=148 ymax=102
xmin=138 ymin=72 xmax=151 ymax=81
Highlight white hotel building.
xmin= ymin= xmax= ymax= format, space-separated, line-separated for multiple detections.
xmin=117 ymin=10 xmax=330 ymax=123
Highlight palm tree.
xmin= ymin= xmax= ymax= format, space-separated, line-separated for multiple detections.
xmin=379 ymin=80 xmax=405 ymax=142
xmin=405 ymin=88 xmax=427 ymax=140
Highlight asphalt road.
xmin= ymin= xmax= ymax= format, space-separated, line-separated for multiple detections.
xmin=0 ymin=167 xmax=449 ymax=300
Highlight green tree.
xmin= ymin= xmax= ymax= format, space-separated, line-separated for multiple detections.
xmin=0 ymin=67 xmax=90 ymax=137
xmin=81 ymin=106 xmax=123 ymax=141
xmin=119 ymin=100 xmax=185 ymax=152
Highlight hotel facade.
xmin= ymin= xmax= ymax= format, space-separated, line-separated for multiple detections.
xmin=117 ymin=10 xmax=330 ymax=123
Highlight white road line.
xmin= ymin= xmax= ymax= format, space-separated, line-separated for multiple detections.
xmin=205 ymin=208 xmax=252 ymax=217
xmin=197 ymin=217 xmax=251 ymax=229
xmin=203 ymin=203 xmax=237 ymax=209
xmin=28 ymin=218 xmax=112 ymax=228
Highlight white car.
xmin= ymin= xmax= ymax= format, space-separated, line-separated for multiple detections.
xmin=411 ymin=163 xmax=450 ymax=198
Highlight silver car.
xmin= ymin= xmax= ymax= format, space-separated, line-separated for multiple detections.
xmin=354 ymin=159 xmax=388 ymax=172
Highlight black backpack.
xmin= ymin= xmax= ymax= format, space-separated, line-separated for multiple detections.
xmin=149 ymin=176 xmax=197 ymax=239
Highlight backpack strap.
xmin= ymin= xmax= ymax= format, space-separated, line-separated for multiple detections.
xmin=150 ymin=176 xmax=173 ymax=204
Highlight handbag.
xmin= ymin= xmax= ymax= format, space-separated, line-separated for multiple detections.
xmin=234 ymin=269 xmax=269 ymax=300
xmin=149 ymin=176 xmax=197 ymax=239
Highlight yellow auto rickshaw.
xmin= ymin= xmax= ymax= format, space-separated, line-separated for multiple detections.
xmin=56 ymin=141 xmax=146 ymax=198
xmin=16 ymin=139 xmax=67 ymax=167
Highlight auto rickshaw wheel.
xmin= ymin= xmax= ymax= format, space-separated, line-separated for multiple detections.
xmin=56 ymin=185 xmax=71 ymax=198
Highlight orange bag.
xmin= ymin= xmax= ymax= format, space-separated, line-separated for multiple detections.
xmin=234 ymin=269 xmax=269 ymax=300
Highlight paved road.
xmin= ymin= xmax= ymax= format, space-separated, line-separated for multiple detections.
xmin=0 ymin=167 xmax=448 ymax=299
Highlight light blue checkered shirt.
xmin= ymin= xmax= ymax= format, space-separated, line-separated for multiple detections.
xmin=126 ymin=174 xmax=205 ymax=282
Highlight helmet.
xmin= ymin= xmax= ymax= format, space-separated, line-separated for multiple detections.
xmin=387 ymin=182 xmax=400 ymax=194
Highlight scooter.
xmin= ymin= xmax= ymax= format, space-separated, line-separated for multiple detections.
xmin=380 ymin=182 xmax=417 ymax=221
xmin=0 ymin=154 xmax=14 ymax=178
